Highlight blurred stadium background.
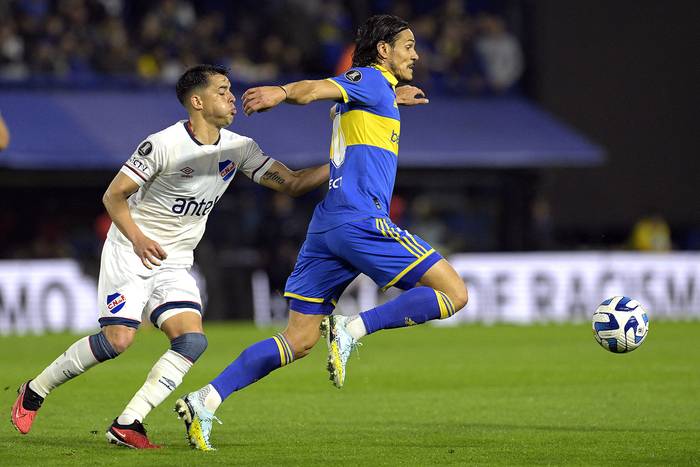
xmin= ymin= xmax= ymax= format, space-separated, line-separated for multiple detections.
xmin=1 ymin=0 xmax=700 ymax=464
xmin=0 ymin=0 xmax=697 ymax=331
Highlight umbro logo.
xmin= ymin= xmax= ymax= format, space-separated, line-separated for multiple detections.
xmin=158 ymin=377 xmax=176 ymax=391
xmin=180 ymin=166 xmax=194 ymax=178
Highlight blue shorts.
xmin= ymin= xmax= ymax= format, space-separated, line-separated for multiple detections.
xmin=284 ymin=217 xmax=442 ymax=314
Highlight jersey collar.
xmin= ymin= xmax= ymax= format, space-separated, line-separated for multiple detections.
xmin=183 ymin=120 xmax=220 ymax=146
xmin=372 ymin=64 xmax=398 ymax=86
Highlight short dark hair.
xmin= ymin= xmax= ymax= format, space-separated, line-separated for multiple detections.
xmin=175 ymin=64 xmax=228 ymax=106
xmin=352 ymin=15 xmax=409 ymax=68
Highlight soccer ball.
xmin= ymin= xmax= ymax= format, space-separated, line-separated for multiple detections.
xmin=592 ymin=296 xmax=649 ymax=353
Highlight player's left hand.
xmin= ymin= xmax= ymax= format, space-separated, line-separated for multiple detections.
xmin=242 ymin=86 xmax=286 ymax=115
xmin=396 ymin=85 xmax=429 ymax=106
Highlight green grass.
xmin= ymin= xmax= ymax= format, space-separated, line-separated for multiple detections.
xmin=1 ymin=321 xmax=699 ymax=465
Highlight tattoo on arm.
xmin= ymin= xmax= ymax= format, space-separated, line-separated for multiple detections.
xmin=262 ymin=170 xmax=286 ymax=185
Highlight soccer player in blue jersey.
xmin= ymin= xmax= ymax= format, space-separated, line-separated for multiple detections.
xmin=176 ymin=15 xmax=468 ymax=450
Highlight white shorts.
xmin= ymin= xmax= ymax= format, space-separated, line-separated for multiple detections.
xmin=97 ymin=240 xmax=202 ymax=329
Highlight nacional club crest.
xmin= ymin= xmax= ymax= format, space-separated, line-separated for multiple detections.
xmin=218 ymin=160 xmax=237 ymax=181
xmin=107 ymin=292 xmax=126 ymax=314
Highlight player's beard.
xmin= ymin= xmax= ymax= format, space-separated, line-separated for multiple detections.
xmin=388 ymin=58 xmax=414 ymax=82
xmin=400 ymin=62 xmax=415 ymax=82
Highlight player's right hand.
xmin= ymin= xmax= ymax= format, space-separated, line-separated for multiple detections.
xmin=396 ymin=85 xmax=429 ymax=106
xmin=242 ymin=86 xmax=286 ymax=115
xmin=132 ymin=235 xmax=167 ymax=270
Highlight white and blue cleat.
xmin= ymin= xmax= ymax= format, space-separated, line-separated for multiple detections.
xmin=174 ymin=392 xmax=221 ymax=451
xmin=321 ymin=315 xmax=360 ymax=389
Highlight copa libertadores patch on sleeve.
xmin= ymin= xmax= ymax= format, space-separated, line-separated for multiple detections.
xmin=344 ymin=69 xmax=362 ymax=82
xmin=137 ymin=141 xmax=153 ymax=156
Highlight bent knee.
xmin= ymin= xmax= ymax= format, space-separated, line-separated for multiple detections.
xmin=108 ymin=335 xmax=133 ymax=354
xmin=444 ymin=284 xmax=468 ymax=313
xmin=292 ymin=335 xmax=320 ymax=359
xmin=88 ymin=331 xmax=121 ymax=361
xmin=171 ymin=332 xmax=208 ymax=363
xmin=284 ymin=329 xmax=320 ymax=360
xmin=452 ymin=284 xmax=468 ymax=311
xmin=102 ymin=326 xmax=135 ymax=354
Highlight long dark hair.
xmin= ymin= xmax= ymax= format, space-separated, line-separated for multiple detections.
xmin=176 ymin=64 xmax=228 ymax=105
xmin=352 ymin=15 xmax=409 ymax=68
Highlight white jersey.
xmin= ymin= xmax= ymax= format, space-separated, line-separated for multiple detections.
xmin=107 ymin=120 xmax=275 ymax=266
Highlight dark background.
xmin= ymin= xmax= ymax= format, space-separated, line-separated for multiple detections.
xmin=526 ymin=0 xmax=699 ymax=232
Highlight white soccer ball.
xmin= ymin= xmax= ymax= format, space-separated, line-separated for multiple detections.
xmin=592 ymin=296 xmax=649 ymax=353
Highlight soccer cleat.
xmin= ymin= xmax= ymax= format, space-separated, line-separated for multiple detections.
xmin=174 ymin=393 xmax=221 ymax=451
xmin=322 ymin=315 xmax=360 ymax=389
xmin=11 ymin=381 xmax=44 ymax=434
xmin=105 ymin=418 xmax=161 ymax=449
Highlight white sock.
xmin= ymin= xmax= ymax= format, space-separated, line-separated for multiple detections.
xmin=117 ymin=350 xmax=192 ymax=425
xmin=196 ymin=384 xmax=222 ymax=413
xmin=346 ymin=315 xmax=367 ymax=340
xmin=29 ymin=336 xmax=100 ymax=398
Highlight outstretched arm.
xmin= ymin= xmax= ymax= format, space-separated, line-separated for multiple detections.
xmin=242 ymin=80 xmax=343 ymax=115
xmin=258 ymin=160 xmax=329 ymax=197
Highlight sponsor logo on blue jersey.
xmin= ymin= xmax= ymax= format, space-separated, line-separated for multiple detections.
xmin=219 ymin=160 xmax=237 ymax=181
xmin=107 ymin=292 xmax=126 ymax=314
xmin=329 ymin=176 xmax=343 ymax=189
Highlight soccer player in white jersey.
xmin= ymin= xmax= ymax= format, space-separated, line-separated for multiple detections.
xmin=10 ymin=64 xmax=329 ymax=449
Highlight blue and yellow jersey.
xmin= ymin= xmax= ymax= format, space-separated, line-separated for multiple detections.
xmin=307 ymin=65 xmax=400 ymax=233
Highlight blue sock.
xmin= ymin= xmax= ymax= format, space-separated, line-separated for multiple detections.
xmin=360 ymin=287 xmax=455 ymax=334
xmin=210 ymin=333 xmax=293 ymax=401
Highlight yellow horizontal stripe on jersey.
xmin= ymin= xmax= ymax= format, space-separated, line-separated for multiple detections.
xmin=381 ymin=248 xmax=436 ymax=291
xmin=326 ymin=78 xmax=349 ymax=103
xmin=340 ymin=110 xmax=400 ymax=156
xmin=283 ymin=292 xmax=325 ymax=303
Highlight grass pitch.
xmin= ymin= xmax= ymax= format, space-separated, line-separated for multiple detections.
xmin=1 ymin=321 xmax=699 ymax=465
